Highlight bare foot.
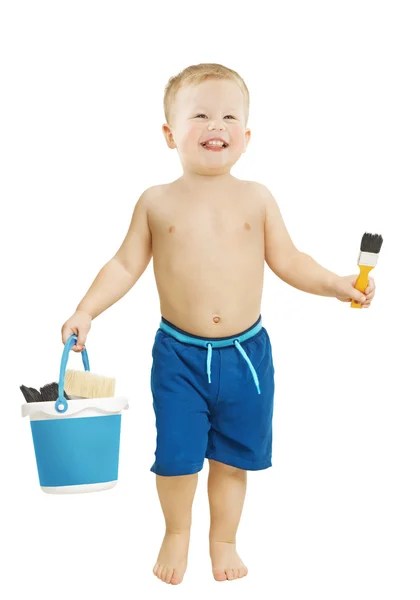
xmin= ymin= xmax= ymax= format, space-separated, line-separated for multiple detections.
xmin=153 ymin=531 xmax=190 ymax=585
xmin=210 ymin=540 xmax=248 ymax=581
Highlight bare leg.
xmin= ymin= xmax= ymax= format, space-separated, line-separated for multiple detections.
xmin=207 ymin=459 xmax=249 ymax=581
xmin=153 ymin=472 xmax=198 ymax=585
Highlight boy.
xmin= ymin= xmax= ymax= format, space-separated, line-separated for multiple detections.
xmin=61 ymin=63 xmax=376 ymax=585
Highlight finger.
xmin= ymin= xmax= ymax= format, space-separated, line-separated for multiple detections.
xmin=367 ymin=278 xmax=375 ymax=292
xmin=61 ymin=326 xmax=75 ymax=345
xmin=75 ymin=332 xmax=88 ymax=351
xmin=74 ymin=335 xmax=86 ymax=352
xmin=61 ymin=325 xmax=69 ymax=343
xmin=77 ymin=333 xmax=87 ymax=346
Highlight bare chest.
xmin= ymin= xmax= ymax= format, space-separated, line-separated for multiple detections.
xmin=149 ymin=189 xmax=264 ymax=247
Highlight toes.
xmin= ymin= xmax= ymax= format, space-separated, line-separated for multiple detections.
xmin=171 ymin=569 xmax=183 ymax=585
xmin=164 ymin=567 xmax=174 ymax=584
xmin=154 ymin=563 xmax=183 ymax=585
xmin=213 ymin=569 xmax=228 ymax=581
xmin=156 ymin=564 xmax=164 ymax=580
xmin=213 ymin=565 xmax=247 ymax=581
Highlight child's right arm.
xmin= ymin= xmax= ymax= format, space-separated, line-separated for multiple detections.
xmin=61 ymin=189 xmax=153 ymax=351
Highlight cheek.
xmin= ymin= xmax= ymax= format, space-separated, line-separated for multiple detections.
xmin=185 ymin=123 xmax=202 ymax=146
xmin=171 ymin=123 xmax=198 ymax=150
xmin=175 ymin=124 xmax=201 ymax=149
xmin=226 ymin=127 xmax=246 ymax=150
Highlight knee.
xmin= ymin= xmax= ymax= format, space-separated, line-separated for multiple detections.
xmin=208 ymin=459 xmax=246 ymax=477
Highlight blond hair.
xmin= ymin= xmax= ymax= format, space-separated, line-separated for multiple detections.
xmin=163 ymin=63 xmax=250 ymax=127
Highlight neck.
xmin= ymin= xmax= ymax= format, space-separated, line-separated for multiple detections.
xmin=179 ymin=168 xmax=235 ymax=191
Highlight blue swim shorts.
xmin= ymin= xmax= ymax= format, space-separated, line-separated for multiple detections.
xmin=150 ymin=315 xmax=275 ymax=476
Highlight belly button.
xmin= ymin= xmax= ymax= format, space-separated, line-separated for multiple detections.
xmin=213 ymin=316 xmax=220 ymax=324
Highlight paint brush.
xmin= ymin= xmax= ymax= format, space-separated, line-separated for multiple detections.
xmin=351 ymin=232 xmax=383 ymax=309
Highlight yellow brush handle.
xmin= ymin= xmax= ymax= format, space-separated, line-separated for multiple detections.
xmin=351 ymin=264 xmax=373 ymax=308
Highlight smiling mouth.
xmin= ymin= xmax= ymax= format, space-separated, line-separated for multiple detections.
xmin=201 ymin=142 xmax=228 ymax=149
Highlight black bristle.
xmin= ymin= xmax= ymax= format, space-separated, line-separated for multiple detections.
xmin=39 ymin=382 xmax=70 ymax=402
xmin=29 ymin=387 xmax=43 ymax=402
xmin=360 ymin=232 xmax=383 ymax=254
xmin=20 ymin=385 xmax=42 ymax=403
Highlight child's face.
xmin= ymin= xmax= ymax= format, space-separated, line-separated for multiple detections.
xmin=163 ymin=79 xmax=251 ymax=176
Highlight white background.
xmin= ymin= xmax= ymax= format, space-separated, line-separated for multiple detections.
xmin=1 ymin=1 xmax=419 ymax=598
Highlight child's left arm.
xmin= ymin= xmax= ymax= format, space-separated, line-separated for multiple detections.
xmin=261 ymin=185 xmax=376 ymax=308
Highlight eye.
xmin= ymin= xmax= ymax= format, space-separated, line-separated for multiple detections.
xmin=194 ymin=114 xmax=236 ymax=119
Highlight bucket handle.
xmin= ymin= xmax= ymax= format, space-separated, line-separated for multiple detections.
xmin=55 ymin=334 xmax=90 ymax=414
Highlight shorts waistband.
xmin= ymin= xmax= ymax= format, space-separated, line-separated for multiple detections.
xmin=159 ymin=315 xmax=262 ymax=349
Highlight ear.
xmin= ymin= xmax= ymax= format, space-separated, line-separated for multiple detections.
xmin=162 ymin=123 xmax=176 ymax=149
xmin=244 ymin=128 xmax=251 ymax=152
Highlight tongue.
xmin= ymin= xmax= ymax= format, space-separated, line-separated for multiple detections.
xmin=205 ymin=144 xmax=224 ymax=151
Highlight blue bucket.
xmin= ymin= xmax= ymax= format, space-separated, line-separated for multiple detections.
xmin=22 ymin=334 xmax=129 ymax=494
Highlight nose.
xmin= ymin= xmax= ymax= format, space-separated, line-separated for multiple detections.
xmin=208 ymin=120 xmax=226 ymax=131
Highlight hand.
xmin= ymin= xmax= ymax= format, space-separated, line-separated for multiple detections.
xmin=61 ymin=310 xmax=92 ymax=351
xmin=333 ymin=274 xmax=376 ymax=307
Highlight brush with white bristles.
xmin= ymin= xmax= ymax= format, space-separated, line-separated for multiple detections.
xmin=64 ymin=369 xmax=116 ymax=399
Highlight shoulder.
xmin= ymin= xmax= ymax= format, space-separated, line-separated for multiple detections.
xmin=244 ymin=180 xmax=274 ymax=198
xmin=241 ymin=181 xmax=277 ymax=216
xmin=138 ymin=184 xmax=166 ymax=203
xmin=238 ymin=180 xmax=273 ymax=198
xmin=135 ymin=184 xmax=167 ymax=214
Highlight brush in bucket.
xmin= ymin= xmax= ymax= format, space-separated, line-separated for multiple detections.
xmin=20 ymin=383 xmax=71 ymax=403
xmin=63 ymin=336 xmax=115 ymax=400
xmin=21 ymin=334 xmax=128 ymax=494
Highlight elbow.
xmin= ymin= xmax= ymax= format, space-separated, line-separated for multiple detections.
xmin=114 ymin=251 xmax=152 ymax=281
xmin=266 ymin=248 xmax=301 ymax=279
